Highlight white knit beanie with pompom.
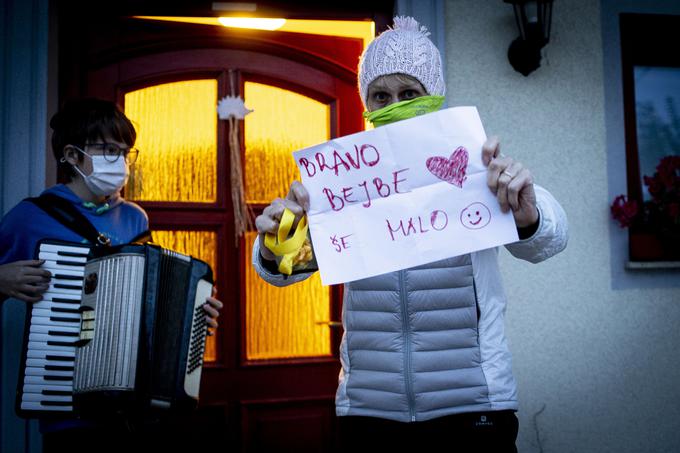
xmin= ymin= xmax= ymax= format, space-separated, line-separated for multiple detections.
xmin=358 ymin=16 xmax=445 ymax=107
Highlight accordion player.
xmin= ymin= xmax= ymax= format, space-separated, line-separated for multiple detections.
xmin=17 ymin=240 xmax=214 ymax=418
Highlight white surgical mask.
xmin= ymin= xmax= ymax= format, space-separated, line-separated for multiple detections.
xmin=71 ymin=148 xmax=129 ymax=197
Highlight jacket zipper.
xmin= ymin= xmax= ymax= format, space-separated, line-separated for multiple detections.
xmin=472 ymin=277 xmax=481 ymax=323
xmin=399 ymin=270 xmax=416 ymax=422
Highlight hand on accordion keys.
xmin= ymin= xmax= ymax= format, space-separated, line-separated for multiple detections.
xmin=0 ymin=260 xmax=52 ymax=303
xmin=202 ymin=286 xmax=223 ymax=336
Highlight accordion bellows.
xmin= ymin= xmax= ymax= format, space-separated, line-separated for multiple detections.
xmin=75 ymin=245 xmax=213 ymax=413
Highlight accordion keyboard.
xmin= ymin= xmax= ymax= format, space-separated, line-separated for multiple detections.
xmin=20 ymin=242 xmax=89 ymax=412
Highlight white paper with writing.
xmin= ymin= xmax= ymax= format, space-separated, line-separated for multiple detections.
xmin=293 ymin=107 xmax=519 ymax=285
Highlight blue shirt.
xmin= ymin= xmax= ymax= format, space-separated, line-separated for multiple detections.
xmin=0 ymin=184 xmax=148 ymax=433
xmin=0 ymin=184 xmax=148 ymax=264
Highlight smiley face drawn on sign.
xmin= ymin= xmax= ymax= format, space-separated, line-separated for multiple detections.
xmin=460 ymin=202 xmax=491 ymax=230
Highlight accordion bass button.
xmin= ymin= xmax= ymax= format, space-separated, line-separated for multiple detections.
xmin=83 ymin=272 xmax=98 ymax=295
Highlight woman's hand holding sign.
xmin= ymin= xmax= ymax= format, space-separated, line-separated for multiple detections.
xmin=482 ymin=136 xmax=539 ymax=229
xmin=256 ymin=181 xmax=311 ymax=261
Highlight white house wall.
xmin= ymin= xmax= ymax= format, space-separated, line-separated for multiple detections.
xmin=444 ymin=0 xmax=680 ymax=452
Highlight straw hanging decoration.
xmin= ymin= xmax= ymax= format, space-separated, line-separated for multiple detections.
xmin=217 ymin=71 xmax=254 ymax=244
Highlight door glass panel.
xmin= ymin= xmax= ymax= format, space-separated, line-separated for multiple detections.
xmin=124 ymin=79 xmax=218 ymax=202
xmin=243 ymin=81 xmax=332 ymax=361
xmin=244 ymin=81 xmax=330 ymax=204
xmin=152 ymin=229 xmax=219 ymax=362
xmin=244 ymin=231 xmax=331 ymax=360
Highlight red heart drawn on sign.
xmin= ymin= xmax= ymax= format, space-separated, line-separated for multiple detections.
xmin=426 ymin=146 xmax=469 ymax=188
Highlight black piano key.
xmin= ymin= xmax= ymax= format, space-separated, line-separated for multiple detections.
xmin=47 ymin=330 xmax=79 ymax=337
xmin=45 ymin=355 xmax=75 ymax=362
xmin=41 ymin=400 xmax=73 ymax=406
xmin=42 ymin=389 xmax=72 ymax=396
xmin=47 ymin=340 xmax=77 ymax=347
xmin=53 ymin=283 xmax=82 ymax=290
xmin=57 ymin=250 xmax=89 ymax=258
xmin=51 ymin=307 xmax=80 ymax=314
xmin=55 ymin=260 xmax=83 ymax=266
xmin=52 ymin=297 xmax=80 ymax=304
xmin=53 ymin=274 xmax=83 ymax=281
xmin=44 ymin=375 xmax=73 ymax=381
xmin=45 ymin=365 xmax=75 ymax=372
xmin=49 ymin=316 xmax=79 ymax=323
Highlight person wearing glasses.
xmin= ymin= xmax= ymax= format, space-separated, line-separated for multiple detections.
xmin=0 ymin=98 xmax=148 ymax=303
xmin=0 ymin=98 xmax=222 ymax=451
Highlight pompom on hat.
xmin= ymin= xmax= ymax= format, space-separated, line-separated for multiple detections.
xmin=358 ymin=16 xmax=446 ymax=107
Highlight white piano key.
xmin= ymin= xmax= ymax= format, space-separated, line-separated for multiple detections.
xmin=26 ymin=358 xmax=75 ymax=369
xmin=22 ymin=393 xmax=72 ymax=403
xmin=39 ymin=243 xmax=90 ymax=255
xmin=21 ymin=401 xmax=72 ymax=411
xmin=31 ymin=317 xmax=80 ymax=330
xmin=45 ymin=264 xmax=85 ymax=274
xmin=50 ymin=275 xmax=83 ymax=288
xmin=39 ymin=292 xmax=81 ymax=302
xmin=26 ymin=349 xmax=75 ymax=360
xmin=30 ymin=317 xmax=80 ymax=330
xmin=23 ymin=383 xmax=73 ymax=394
xmin=24 ymin=374 xmax=73 ymax=386
xmin=41 ymin=263 xmax=85 ymax=275
xmin=38 ymin=252 xmax=87 ymax=264
xmin=43 ymin=283 xmax=82 ymax=296
xmin=41 ymin=264 xmax=85 ymax=277
xmin=28 ymin=333 xmax=79 ymax=346
xmin=25 ymin=366 xmax=73 ymax=378
xmin=37 ymin=298 xmax=81 ymax=308
xmin=31 ymin=308 xmax=80 ymax=320
xmin=33 ymin=297 xmax=80 ymax=313
xmin=27 ymin=340 xmax=76 ymax=353
xmin=33 ymin=318 xmax=80 ymax=328
xmin=30 ymin=323 xmax=80 ymax=335
xmin=42 ymin=266 xmax=84 ymax=278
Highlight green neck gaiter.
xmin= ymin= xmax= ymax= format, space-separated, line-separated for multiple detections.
xmin=363 ymin=95 xmax=445 ymax=127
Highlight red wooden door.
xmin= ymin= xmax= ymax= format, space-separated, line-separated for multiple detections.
xmin=79 ymin=18 xmax=365 ymax=451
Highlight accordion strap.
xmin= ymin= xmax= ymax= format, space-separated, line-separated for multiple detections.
xmin=26 ymin=193 xmax=113 ymax=247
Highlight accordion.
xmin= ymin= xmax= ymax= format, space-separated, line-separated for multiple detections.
xmin=16 ymin=240 xmax=214 ymax=418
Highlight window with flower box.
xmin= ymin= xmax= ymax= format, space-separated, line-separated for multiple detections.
xmin=616 ymin=14 xmax=680 ymax=262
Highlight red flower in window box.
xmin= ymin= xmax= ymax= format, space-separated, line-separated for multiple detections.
xmin=610 ymin=195 xmax=638 ymax=228
xmin=612 ymin=155 xmax=680 ymax=260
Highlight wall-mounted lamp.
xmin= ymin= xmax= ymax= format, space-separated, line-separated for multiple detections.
xmin=504 ymin=0 xmax=553 ymax=76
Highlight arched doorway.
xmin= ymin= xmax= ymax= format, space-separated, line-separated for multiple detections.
xmin=58 ymin=7 xmax=391 ymax=449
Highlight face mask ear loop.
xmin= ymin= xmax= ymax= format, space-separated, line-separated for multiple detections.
xmin=71 ymin=162 xmax=89 ymax=180
xmin=63 ymin=146 xmax=91 ymax=179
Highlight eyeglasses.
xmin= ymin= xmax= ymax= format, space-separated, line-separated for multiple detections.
xmin=83 ymin=143 xmax=140 ymax=164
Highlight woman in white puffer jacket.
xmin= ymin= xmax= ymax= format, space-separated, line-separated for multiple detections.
xmin=253 ymin=16 xmax=568 ymax=453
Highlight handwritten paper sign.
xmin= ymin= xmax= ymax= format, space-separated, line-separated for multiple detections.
xmin=293 ymin=107 xmax=519 ymax=285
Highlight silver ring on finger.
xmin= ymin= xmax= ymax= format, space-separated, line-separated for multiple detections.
xmin=501 ymin=169 xmax=515 ymax=179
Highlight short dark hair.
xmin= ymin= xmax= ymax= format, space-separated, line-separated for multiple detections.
xmin=50 ymin=98 xmax=137 ymax=180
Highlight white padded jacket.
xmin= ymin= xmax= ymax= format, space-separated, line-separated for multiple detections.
xmin=252 ymin=185 xmax=567 ymax=422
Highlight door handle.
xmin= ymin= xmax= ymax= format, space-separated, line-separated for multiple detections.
xmin=316 ymin=321 xmax=343 ymax=328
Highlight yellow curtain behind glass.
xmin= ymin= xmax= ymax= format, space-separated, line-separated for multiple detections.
xmin=243 ymin=82 xmax=331 ymax=360
xmin=244 ymin=82 xmax=330 ymax=204
xmin=153 ymin=230 xmax=218 ymax=362
xmin=124 ymin=80 xmax=217 ymax=202
xmin=244 ymin=232 xmax=330 ymax=360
